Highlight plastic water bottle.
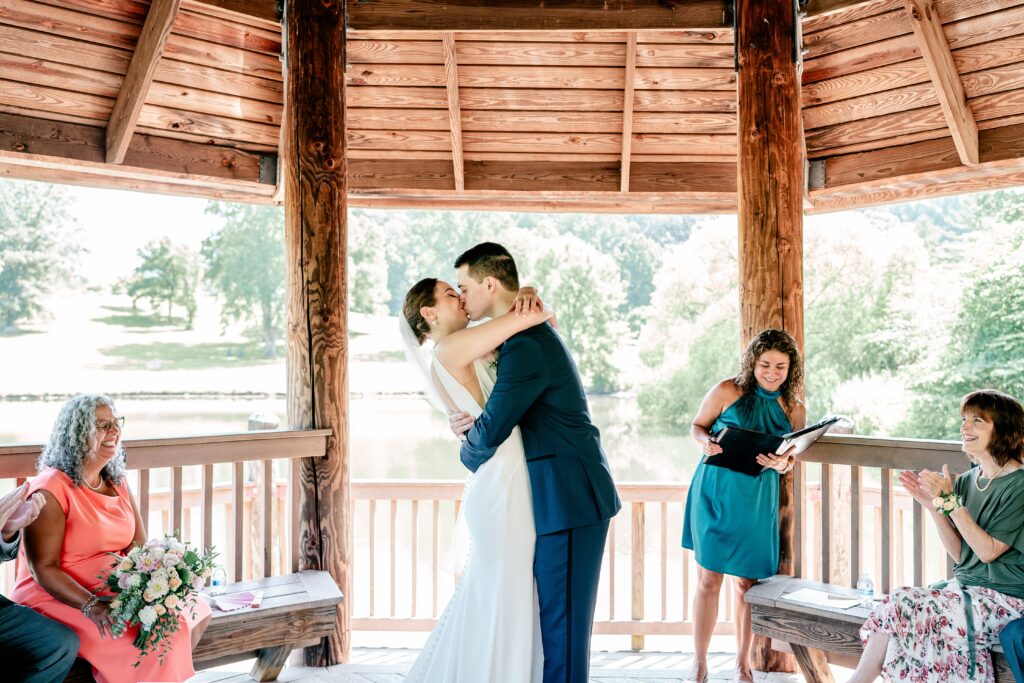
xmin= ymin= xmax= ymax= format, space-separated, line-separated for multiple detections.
xmin=210 ymin=566 xmax=227 ymax=595
xmin=856 ymin=572 xmax=875 ymax=607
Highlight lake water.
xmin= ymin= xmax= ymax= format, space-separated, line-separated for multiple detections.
xmin=0 ymin=395 xmax=704 ymax=483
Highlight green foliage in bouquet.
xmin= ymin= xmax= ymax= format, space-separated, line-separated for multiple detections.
xmin=99 ymin=533 xmax=217 ymax=667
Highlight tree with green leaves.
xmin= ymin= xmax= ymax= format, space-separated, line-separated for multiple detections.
xmin=503 ymin=230 xmax=627 ymax=392
xmin=902 ymin=221 xmax=1024 ymax=439
xmin=0 ymin=180 xmax=82 ymax=331
xmin=201 ymin=203 xmax=285 ymax=358
xmin=124 ymin=238 xmax=198 ymax=328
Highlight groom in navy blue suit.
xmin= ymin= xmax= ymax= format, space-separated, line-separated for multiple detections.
xmin=1002 ymin=618 xmax=1024 ymax=682
xmin=451 ymin=242 xmax=621 ymax=683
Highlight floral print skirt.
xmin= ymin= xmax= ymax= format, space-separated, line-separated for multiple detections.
xmin=860 ymin=580 xmax=1024 ymax=682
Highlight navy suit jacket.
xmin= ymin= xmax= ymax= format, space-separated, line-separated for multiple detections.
xmin=460 ymin=322 xmax=621 ymax=536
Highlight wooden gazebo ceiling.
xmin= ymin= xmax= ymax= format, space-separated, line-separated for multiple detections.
xmin=3 ymin=0 xmax=1024 ymax=212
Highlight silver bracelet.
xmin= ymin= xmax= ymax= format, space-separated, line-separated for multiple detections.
xmin=80 ymin=593 xmax=99 ymax=617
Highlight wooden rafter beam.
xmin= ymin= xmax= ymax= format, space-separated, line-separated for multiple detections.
xmin=903 ymin=0 xmax=978 ymax=165
xmin=620 ymin=32 xmax=637 ymax=193
xmin=442 ymin=33 xmax=465 ymax=192
xmin=802 ymin=0 xmax=878 ymax=18
xmin=346 ymin=0 xmax=729 ymax=32
xmin=1 ymin=111 xmax=274 ymax=200
xmin=106 ymin=0 xmax=182 ymax=164
xmin=809 ymin=122 xmax=1024 ymax=211
xmin=194 ymin=0 xmax=278 ymax=23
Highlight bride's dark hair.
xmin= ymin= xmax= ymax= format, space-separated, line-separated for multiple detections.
xmin=733 ymin=328 xmax=803 ymax=410
xmin=403 ymin=278 xmax=438 ymax=345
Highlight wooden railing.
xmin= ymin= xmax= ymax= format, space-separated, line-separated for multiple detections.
xmin=0 ymin=429 xmax=330 ymax=593
xmin=0 ymin=431 xmax=966 ymax=645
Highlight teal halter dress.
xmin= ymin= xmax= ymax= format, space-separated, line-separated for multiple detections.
xmin=682 ymin=385 xmax=792 ymax=579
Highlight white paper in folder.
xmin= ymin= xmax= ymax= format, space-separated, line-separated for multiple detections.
xmin=783 ymin=587 xmax=861 ymax=610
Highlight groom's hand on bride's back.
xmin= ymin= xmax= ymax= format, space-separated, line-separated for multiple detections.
xmin=448 ymin=411 xmax=475 ymax=441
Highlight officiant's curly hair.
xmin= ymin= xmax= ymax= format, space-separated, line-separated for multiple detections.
xmin=454 ymin=242 xmax=520 ymax=291
xmin=734 ymin=329 xmax=804 ymax=410
xmin=403 ymin=277 xmax=439 ymax=345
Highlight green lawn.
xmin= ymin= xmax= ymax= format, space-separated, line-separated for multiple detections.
xmin=100 ymin=341 xmax=276 ymax=370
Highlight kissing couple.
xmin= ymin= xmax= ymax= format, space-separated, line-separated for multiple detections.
xmin=399 ymin=242 xmax=621 ymax=683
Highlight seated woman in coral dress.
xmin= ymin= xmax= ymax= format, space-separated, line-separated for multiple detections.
xmin=11 ymin=394 xmax=212 ymax=683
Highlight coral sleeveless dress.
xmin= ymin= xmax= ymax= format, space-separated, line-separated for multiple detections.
xmin=10 ymin=467 xmax=211 ymax=683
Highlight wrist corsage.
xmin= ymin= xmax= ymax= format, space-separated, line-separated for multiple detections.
xmin=932 ymin=491 xmax=963 ymax=515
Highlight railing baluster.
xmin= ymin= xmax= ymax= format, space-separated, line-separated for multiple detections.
xmin=289 ymin=459 xmax=300 ymax=573
xmin=232 ymin=461 xmax=243 ymax=582
xmin=390 ymin=499 xmax=398 ymax=618
xmin=913 ymin=498 xmax=927 ymax=587
xmin=660 ymin=501 xmax=667 ymax=621
xmin=432 ymin=500 xmax=439 ymax=617
xmin=794 ymin=461 xmax=804 ymax=578
xmin=608 ymin=517 xmax=616 ymax=620
xmin=369 ymin=499 xmax=376 ymax=616
xmin=881 ymin=468 xmax=893 ymax=593
xmin=851 ymin=465 xmax=861 ymax=587
xmin=411 ymin=499 xmax=418 ymax=617
xmin=822 ymin=463 xmax=832 ymax=583
xmin=682 ymin=546 xmax=689 ymax=621
xmin=139 ymin=469 xmax=150 ymax=533
xmin=262 ymin=459 xmax=273 ymax=578
xmin=170 ymin=466 xmax=183 ymax=535
xmin=201 ymin=463 xmax=213 ymax=552
xmin=631 ymin=501 xmax=644 ymax=651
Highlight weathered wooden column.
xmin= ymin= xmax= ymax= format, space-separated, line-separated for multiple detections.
xmin=736 ymin=0 xmax=803 ymax=674
xmin=284 ymin=0 xmax=350 ymax=665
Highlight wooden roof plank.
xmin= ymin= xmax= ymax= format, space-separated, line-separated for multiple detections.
xmin=620 ymin=32 xmax=637 ymax=192
xmin=136 ymin=103 xmax=279 ymax=145
xmin=904 ymin=0 xmax=979 ymax=164
xmin=345 ymin=0 xmax=730 ymax=32
xmin=442 ymin=33 xmax=464 ymax=192
xmin=0 ymin=109 xmax=270 ymax=184
xmin=107 ymin=0 xmax=182 ymax=164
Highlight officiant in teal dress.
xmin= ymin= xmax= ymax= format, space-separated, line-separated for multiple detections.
xmin=681 ymin=329 xmax=806 ymax=683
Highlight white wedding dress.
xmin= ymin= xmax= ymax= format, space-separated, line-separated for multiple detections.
xmin=404 ymin=354 xmax=543 ymax=683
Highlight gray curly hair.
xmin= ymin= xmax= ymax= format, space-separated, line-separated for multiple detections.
xmin=39 ymin=394 xmax=127 ymax=486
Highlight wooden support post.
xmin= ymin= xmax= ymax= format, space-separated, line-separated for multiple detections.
xmin=285 ymin=0 xmax=350 ymax=665
xmin=106 ymin=0 xmax=181 ymax=163
xmin=737 ymin=0 xmax=804 ymax=673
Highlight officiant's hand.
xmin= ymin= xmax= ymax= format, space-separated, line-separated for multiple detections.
xmin=448 ymin=411 xmax=475 ymax=442
xmin=756 ymin=452 xmax=794 ymax=474
xmin=701 ymin=436 xmax=722 ymax=457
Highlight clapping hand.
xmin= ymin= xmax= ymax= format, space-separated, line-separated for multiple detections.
xmin=0 ymin=483 xmax=45 ymax=542
xmin=898 ymin=466 xmax=956 ymax=507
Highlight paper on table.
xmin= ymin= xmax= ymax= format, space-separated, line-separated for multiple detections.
xmin=783 ymin=587 xmax=861 ymax=610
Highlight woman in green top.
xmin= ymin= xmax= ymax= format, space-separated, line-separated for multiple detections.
xmin=849 ymin=389 xmax=1024 ymax=683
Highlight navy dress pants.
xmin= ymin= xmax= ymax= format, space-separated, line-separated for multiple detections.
xmin=1000 ymin=618 xmax=1024 ymax=683
xmin=534 ymin=519 xmax=609 ymax=683
xmin=0 ymin=597 xmax=80 ymax=683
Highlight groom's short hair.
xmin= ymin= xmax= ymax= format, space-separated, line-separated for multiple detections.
xmin=454 ymin=242 xmax=520 ymax=292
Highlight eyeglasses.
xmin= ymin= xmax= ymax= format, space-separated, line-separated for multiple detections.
xmin=96 ymin=416 xmax=126 ymax=432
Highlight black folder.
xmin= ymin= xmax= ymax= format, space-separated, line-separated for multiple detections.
xmin=702 ymin=416 xmax=841 ymax=477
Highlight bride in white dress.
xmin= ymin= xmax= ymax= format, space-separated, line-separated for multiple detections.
xmin=400 ymin=278 xmax=548 ymax=683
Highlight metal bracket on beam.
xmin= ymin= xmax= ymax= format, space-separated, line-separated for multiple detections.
xmin=808 ymin=159 xmax=826 ymax=190
xmin=260 ymin=155 xmax=278 ymax=185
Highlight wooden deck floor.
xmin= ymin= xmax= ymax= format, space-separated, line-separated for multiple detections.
xmin=189 ymin=648 xmax=850 ymax=682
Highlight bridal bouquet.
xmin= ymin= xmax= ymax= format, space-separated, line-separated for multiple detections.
xmin=101 ymin=534 xmax=217 ymax=665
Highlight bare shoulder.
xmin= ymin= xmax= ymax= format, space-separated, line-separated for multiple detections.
xmin=711 ymin=378 xmax=743 ymax=402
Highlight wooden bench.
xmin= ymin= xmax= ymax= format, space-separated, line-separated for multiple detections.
xmin=746 ymin=575 xmax=1013 ymax=683
xmin=65 ymin=570 xmax=343 ymax=682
